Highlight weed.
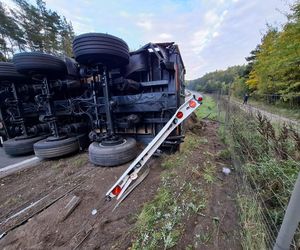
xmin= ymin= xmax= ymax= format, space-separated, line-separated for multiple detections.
xmin=180 ymin=133 xmax=203 ymax=153
xmin=161 ymin=133 xmax=202 ymax=170
xmin=51 ymin=154 xmax=87 ymax=170
xmin=161 ymin=155 xmax=184 ymax=169
xmin=237 ymin=193 xmax=267 ymax=250
xmin=199 ymin=137 xmax=208 ymax=144
xmin=3 ymin=196 xmax=21 ymax=207
xmin=217 ymin=148 xmax=231 ymax=160
xmin=131 ymin=126 xmax=208 ymax=249
xmin=218 ymin=124 xmax=227 ymax=144
xmin=51 ymin=161 xmax=64 ymax=169
xmin=196 ymin=232 xmax=211 ymax=244
xmin=218 ymin=97 xmax=300 ymax=248
xmin=203 ymin=164 xmax=216 ymax=184
xmin=187 ymin=201 xmax=206 ymax=214
xmin=185 ymin=244 xmax=194 ymax=250
xmin=132 ymin=188 xmax=183 ymax=250
xmin=66 ymin=154 xmax=88 ymax=168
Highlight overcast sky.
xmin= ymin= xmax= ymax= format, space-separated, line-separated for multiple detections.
xmin=5 ymin=0 xmax=295 ymax=79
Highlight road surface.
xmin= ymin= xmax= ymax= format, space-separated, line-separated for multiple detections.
xmin=0 ymin=147 xmax=35 ymax=169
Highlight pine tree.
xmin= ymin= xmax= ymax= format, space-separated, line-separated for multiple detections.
xmin=0 ymin=1 xmax=26 ymax=59
xmin=13 ymin=0 xmax=45 ymax=51
xmin=59 ymin=17 xmax=75 ymax=57
xmin=0 ymin=0 xmax=75 ymax=59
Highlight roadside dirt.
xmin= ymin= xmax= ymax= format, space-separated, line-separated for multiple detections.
xmin=0 ymin=118 xmax=241 ymax=249
xmin=0 ymin=151 xmax=162 ymax=249
xmin=175 ymin=119 xmax=241 ymax=249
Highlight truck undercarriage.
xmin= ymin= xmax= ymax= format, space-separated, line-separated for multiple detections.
xmin=0 ymin=33 xmax=186 ymax=166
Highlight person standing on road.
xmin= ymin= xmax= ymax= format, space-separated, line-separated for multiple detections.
xmin=243 ymin=93 xmax=249 ymax=104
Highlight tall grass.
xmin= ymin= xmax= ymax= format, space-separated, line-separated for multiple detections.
xmin=237 ymin=193 xmax=267 ymax=250
xmin=218 ymin=97 xmax=300 ymax=248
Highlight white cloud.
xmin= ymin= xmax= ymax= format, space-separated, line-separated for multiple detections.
xmin=136 ymin=20 xmax=153 ymax=30
xmin=190 ymin=29 xmax=210 ymax=53
xmin=158 ymin=33 xmax=173 ymax=40
xmin=4 ymin=0 xmax=291 ymax=79
xmin=204 ymin=10 xmax=219 ymax=24
xmin=213 ymin=31 xmax=219 ymax=37
xmin=186 ymin=7 xmax=228 ymax=59
xmin=136 ymin=13 xmax=154 ymax=30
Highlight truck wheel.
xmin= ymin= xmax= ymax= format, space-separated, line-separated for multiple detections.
xmin=88 ymin=137 xmax=137 ymax=167
xmin=0 ymin=62 xmax=26 ymax=82
xmin=13 ymin=52 xmax=67 ymax=78
xmin=72 ymin=33 xmax=130 ymax=67
xmin=3 ymin=135 xmax=48 ymax=156
xmin=33 ymin=136 xmax=80 ymax=159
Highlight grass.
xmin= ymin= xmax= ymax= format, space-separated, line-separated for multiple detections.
xmin=51 ymin=161 xmax=65 ymax=169
xmin=217 ymin=148 xmax=231 ymax=160
xmin=51 ymin=153 xmax=88 ymax=170
xmin=203 ymin=164 xmax=216 ymax=184
xmin=161 ymin=134 xmax=203 ymax=169
xmin=217 ymin=97 xmax=300 ymax=249
xmin=131 ymin=133 xmax=208 ymax=249
xmin=131 ymin=187 xmax=183 ymax=250
xmin=237 ymin=193 xmax=267 ymax=250
xmin=196 ymin=95 xmax=218 ymax=120
xmin=181 ymin=135 xmax=205 ymax=153
xmin=71 ymin=153 xmax=88 ymax=167
xmin=2 ymin=196 xmax=22 ymax=207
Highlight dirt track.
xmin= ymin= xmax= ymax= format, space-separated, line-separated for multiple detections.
xmin=231 ymin=99 xmax=300 ymax=128
xmin=0 ymin=119 xmax=241 ymax=249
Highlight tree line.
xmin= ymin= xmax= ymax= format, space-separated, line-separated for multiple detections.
xmin=0 ymin=0 xmax=74 ymax=61
xmin=187 ymin=65 xmax=248 ymax=95
xmin=188 ymin=1 xmax=300 ymax=103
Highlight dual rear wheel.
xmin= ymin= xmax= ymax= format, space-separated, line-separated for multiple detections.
xmin=74 ymin=33 xmax=136 ymax=167
xmin=3 ymin=33 xmax=138 ymax=166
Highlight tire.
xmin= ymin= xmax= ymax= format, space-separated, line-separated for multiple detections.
xmin=64 ymin=56 xmax=79 ymax=79
xmin=72 ymin=33 xmax=130 ymax=67
xmin=3 ymin=135 xmax=48 ymax=156
xmin=0 ymin=62 xmax=26 ymax=83
xmin=13 ymin=52 xmax=67 ymax=78
xmin=33 ymin=136 xmax=80 ymax=159
xmin=89 ymin=137 xmax=137 ymax=167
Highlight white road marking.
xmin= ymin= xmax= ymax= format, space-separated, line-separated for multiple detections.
xmin=0 ymin=157 xmax=40 ymax=176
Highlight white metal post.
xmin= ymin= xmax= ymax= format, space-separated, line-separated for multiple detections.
xmin=274 ymin=172 xmax=300 ymax=250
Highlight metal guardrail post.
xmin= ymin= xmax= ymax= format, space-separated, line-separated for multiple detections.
xmin=274 ymin=172 xmax=300 ymax=250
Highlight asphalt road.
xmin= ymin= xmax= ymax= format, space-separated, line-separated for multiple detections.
xmin=0 ymin=147 xmax=35 ymax=169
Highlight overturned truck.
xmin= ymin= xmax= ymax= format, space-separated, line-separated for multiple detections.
xmin=0 ymin=33 xmax=187 ymax=166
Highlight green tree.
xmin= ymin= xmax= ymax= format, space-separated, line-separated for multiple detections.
xmin=58 ymin=17 xmax=75 ymax=57
xmin=188 ymin=65 xmax=247 ymax=94
xmin=13 ymin=0 xmax=45 ymax=51
xmin=0 ymin=0 xmax=75 ymax=59
xmin=0 ymin=1 xmax=26 ymax=59
xmin=245 ymin=1 xmax=300 ymax=101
